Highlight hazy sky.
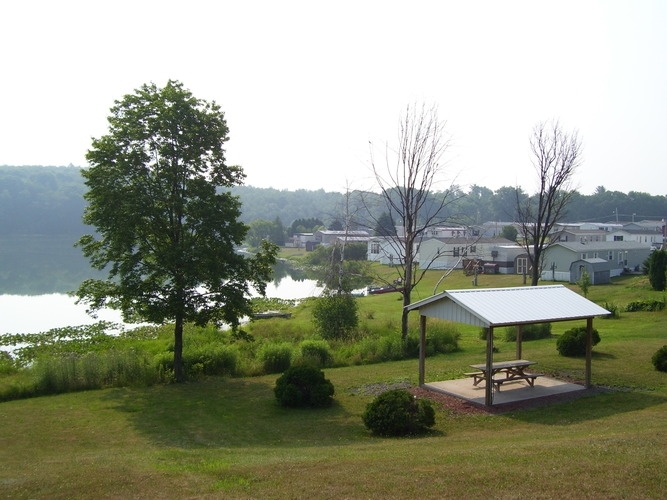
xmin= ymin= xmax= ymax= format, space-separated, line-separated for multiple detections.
xmin=2 ymin=1 xmax=666 ymax=195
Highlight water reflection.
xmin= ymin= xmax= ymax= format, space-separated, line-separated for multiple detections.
xmin=0 ymin=236 xmax=323 ymax=335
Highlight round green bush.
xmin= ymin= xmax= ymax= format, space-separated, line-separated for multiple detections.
xmin=651 ymin=345 xmax=667 ymax=372
xmin=274 ymin=365 xmax=334 ymax=408
xmin=556 ymin=326 xmax=601 ymax=357
xmin=362 ymin=389 xmax=435 ymax=437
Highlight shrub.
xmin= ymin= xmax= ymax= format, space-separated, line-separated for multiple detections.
xmin=0 ymin=351 xmax=18 ymax=376
xmin=406 ymin=323 xmax=461 ymax=358
xmin=426 ymin=322 xmax=461 ymax=354
xmin=259 ymin=343 xmax=293 ymax=374
xmin=602 ymin=302 xmax=620 ymax=319
xmin=503 ymin=323 xmax=552 ymax=342
xmin=299 ymin=339 xmax=333 ymax=367
xmin=646 ymin=249 xmax=667 ymax=291
xmin=312 ymin=292 xmax=359 ymax=340
xmin=651 ymin=345 xmax=667 ymax=372
xmin=183 ymin=345 xmax=239 ymax=377
xmin=625 ymin=299 xmax=666 ymax=312
xmin=274 ymin=365 xmax=334 ymax=408
xmin=556 ymin=326 xmax=601 ymax=357
xmin=362 ymin=389 xmax=435 ymax=437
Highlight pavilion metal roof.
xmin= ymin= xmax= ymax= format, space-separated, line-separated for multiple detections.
xmin=405 ymin=285 xmax=610 ymax=328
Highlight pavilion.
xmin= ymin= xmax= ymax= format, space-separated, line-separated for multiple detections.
xmin=405 ymin=285 xmax=611 ymax=406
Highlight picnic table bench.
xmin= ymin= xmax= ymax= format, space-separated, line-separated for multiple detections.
xmin=466 ymin=359 xmax=543 ymax=391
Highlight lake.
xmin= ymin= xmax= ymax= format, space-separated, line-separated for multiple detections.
xmin=0 ymin=276 xmax=323 ymax=336
xmin=0 ymin=236 xmax=323 ymax=335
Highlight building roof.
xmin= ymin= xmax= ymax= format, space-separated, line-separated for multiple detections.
xmin=421 ymin=237 xmax=516 ymax=245
xmin=551 ymin=241 xmax=652 ymax=252
xmin=405 ymin=285 xmax=610 ymax=328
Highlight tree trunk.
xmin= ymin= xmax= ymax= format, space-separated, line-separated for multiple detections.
xmin=401 ymin=259 xmax=413 ymax=341
xmin=531 ymin=248 xmax=541 ymax=286
xmin=173 ymin=313 xmax=184 ymax=382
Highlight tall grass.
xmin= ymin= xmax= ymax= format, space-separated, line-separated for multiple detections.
xmin=30 ymin=349 xmax=160 ymax=398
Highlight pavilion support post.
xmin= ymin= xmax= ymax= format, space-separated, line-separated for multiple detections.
xmin=419 ymin=315 xmax=427 ymax=386
xmin=585 ymin=317 xmax=593 ymax=389
xmin=485 ymin=326 xmax=494 ymax=406
xmin=516 ymin=324 xmax=523 ymax=359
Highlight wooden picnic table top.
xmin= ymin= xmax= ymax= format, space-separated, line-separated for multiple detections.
xmin=470 ymin=359 xmax=537 ymax=371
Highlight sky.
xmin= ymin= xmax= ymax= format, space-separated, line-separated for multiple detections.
xmin=2 ymin=0 xmax=666 ymax=196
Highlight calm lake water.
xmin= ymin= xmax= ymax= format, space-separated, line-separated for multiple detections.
xmin=0 ymin=276 xmax=323 ymax=335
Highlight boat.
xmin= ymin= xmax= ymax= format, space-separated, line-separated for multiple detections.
xmin=367 ymin=285 xmax=404 ymax=295
xmin=252 ymin=311 xmax=292 ymax=319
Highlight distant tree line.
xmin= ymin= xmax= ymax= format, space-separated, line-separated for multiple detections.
xmin=2 ymin=165 xmax=666 ymax=238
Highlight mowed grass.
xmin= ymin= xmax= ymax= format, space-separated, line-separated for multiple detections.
xmin=1 ymin=272 xmax=667 ymax=498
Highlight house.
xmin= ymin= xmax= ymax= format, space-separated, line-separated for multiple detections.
xmin=550 ymin=228 xmax=608 ymax=244
xmin=287 ymin=232 xmax=317 ymax=249
xmin=422 ymin=226 xmax=472 ymax=238
xmin=541 ymin=241 xmax=652 ymax=281
xmin=606 ymin=222 xmax=664 ymax=249
xmin=367 ymin=236 xmax=405 ymax=265
xmin=314 ymin=230 xmax=370 ymax=246
xmin=417 ymin=237 xmax=516 ymax=271
xmin=478 ymin=221 xmax=521 ymax=238
xmin=569 ymin=258 xmax=612 ymax=285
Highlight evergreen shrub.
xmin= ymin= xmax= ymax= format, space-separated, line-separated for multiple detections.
xmin=274 ymin=365 xmax=334 ymax=408
xmin=556 ymin=326 xmax=601 ymax=357
xmin=362 ymin=389 xmax=435 ymax=437
xmin=651 ymin=345 xmax=667 ymax=372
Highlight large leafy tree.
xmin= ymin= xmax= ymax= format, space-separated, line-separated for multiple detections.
xmin=76 ymin=80 xmax=277 ymax=382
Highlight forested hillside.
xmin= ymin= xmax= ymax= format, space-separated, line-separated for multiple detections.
xmin=1 ymin=165 xmax=666 ymax=236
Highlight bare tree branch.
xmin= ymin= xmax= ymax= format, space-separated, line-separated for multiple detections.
xmin=517 ymin=119 xmax=583 ymax=286
xmin=366 ymin=103 xmax=461 ymax=340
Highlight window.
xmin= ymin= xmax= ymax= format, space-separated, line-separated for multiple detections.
xmin=453 ymin=247 xmax=460 ymax=257
xmin=517 ymin=257 xmax=528 ymax=275
xmin=608 ymin=251 xmax=613 ymax=261
xmin=614 ymin=235 xmax=624 ymax=241
xmin=370 ymin=242 xmax=380 ymax=254
xmin=470 ymin=245 xmax=477 ymax=253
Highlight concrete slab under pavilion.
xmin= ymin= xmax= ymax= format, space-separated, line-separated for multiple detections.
xmin=425 ymin=375 xmax=585 ymax=406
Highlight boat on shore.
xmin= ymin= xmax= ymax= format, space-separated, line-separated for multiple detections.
xmin=252 ymin=311 xmax=292 ymax=319
xmin=367 ymin=285 xmax=403 ymax=295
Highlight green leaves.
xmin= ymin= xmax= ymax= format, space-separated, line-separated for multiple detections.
xmin=77 ymin=80 xmax=276 ymax=380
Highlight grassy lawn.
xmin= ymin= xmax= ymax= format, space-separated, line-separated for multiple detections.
xmin=1 ymin=271 xmax=667 ymax=498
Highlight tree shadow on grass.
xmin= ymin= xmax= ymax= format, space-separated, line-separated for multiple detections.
xmin=101 ymin=376 xmax=365 ymax=449
xmin=504 ymin=387 xmax=667 ymax=425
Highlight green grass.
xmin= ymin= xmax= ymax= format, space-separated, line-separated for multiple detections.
xmin=1 ymin=360 xmax=666 ymax=498
xmin=2 ymin=271 xmax=667 ymax=498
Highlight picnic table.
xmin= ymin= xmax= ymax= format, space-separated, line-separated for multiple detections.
xmin=467 ymin=359 xmax=542 ymax=391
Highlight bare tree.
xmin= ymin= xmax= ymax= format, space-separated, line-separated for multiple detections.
xmin=517 ymin=120 xmax=583 ymax=286
xmin=367 ymin=103 xmax=459 ymax=340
